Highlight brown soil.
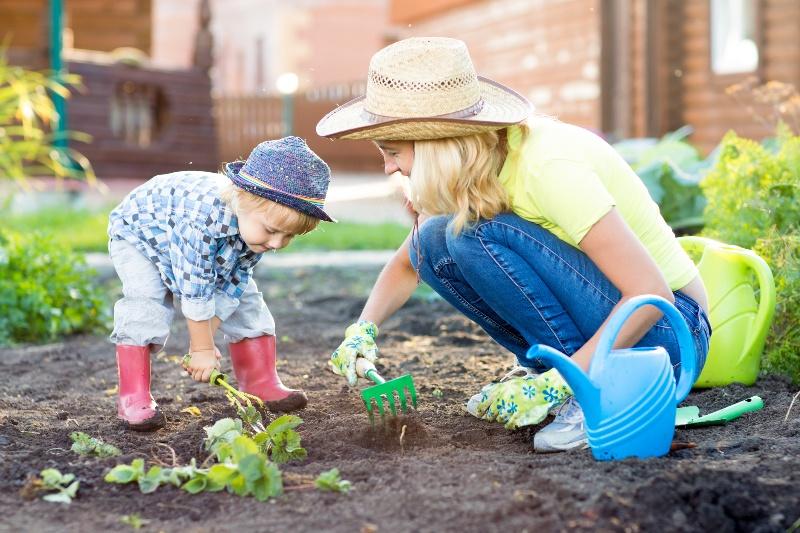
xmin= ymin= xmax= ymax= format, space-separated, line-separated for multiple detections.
xmin=1 ymin=266 xmax=799 ymax=532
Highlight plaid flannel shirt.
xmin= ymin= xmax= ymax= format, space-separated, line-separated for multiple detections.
xmin=108 ymin=171 xmax=262 ymax=321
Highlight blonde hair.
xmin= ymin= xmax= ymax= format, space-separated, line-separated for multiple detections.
xmin=220 ymin=183 xmax=320 ymax=235
xmin=408 ymin=124 xmax=529 ymax=233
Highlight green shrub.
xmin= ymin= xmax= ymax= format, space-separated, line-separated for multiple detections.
xmin=0 ymin=229 xmax=109 ymax=345
xmin=701 ymin=130 xmax=800 ymax=382
xmin=613 ymin=126 xmax=713 ymax=232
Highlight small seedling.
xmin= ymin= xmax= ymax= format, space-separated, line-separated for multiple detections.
xmin=120 ymin=513 xmax=149 ymax=530
xmin=315 ymin=468 xmax=351 ymax=493
xmin=432 ymin=388 xmax=444 ymax=399
xmin=37 ymin=468 xmax=80 ymax=504
xmin=70 ymin=431 xmax=121 ymax=458
xmin=181 ymin=406 xmax=202 ymax=417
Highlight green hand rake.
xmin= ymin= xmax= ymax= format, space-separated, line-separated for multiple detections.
xmin=181 ymin=354 xmax=264 ymax=408
xmin=356 ymin=357 xmax=417 ymax=422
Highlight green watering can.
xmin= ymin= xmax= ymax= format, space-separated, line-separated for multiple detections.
xmin=678 ymin=236 xmax=776 ymax=387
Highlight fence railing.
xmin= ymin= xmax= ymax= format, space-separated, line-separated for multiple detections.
xmin=214 ymin=87 xmax=381 ymax=171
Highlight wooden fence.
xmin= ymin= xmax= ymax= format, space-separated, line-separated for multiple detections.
xmin=214 ymin=85 xmax=382 ymax=172
xmin=68 ymin=59 xmax=219 ymax=179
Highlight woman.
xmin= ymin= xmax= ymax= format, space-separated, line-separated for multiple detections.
xmin=316 ymin=37 xmax=711 ymax=452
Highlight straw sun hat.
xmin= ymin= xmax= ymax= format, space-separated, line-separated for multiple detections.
xmin=316 ymin=37 xmax=532 ymax=141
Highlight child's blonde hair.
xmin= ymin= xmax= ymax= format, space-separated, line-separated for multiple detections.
xmin=220 ymin=184 xmax=320 ymax=235
xmin=408 ymin=124 xmax=529 ymax=233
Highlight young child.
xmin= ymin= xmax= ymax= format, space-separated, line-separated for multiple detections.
xmin=107 ymin=136 xmax=335 ymax=430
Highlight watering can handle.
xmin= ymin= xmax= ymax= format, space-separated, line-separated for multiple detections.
xmin=677 ymin=235 xmax=718 ymax=257
xmin=735 ymin=249 xmax=776 ymax=359
xmin=592 ymin=295 xmax=697 ymax=403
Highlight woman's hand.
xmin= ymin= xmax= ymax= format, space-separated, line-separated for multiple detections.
xmin=328 ymin=320 xmax=379 ymax=386
xmin=183 ymin=347 xmax=222 ymax=382
xmin=469 ymin=369 xmax=572 ymax=430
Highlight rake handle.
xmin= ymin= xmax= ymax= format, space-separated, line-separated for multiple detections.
xmin=356 ymin=358 xmax=385 ymax=385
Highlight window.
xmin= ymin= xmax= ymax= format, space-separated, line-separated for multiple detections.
xmin=710 ymin=0 xmax=759 ymax=75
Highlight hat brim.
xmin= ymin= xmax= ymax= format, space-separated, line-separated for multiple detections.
xmin=225 ymin=162 xmax=336 ymax=223
xmin=316 ymin=76 xmax=532 ymax=141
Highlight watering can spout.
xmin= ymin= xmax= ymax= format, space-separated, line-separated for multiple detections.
xmin=523 ymin=344 xmax=600 ymax=424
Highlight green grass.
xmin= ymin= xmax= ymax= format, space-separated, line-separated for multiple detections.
xmin=4 ymin=207 xmax=411 ymax=253
xmin=5 ymin=206 xmax=112 ymax=253
xmin=290 ymin=221 xmax=410 ymax=251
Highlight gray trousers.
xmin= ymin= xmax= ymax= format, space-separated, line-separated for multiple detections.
xmin=108 ymin=239 xmax=275 ymax=350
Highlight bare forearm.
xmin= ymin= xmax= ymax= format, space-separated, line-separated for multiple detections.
xmin=186 ymin=316 xmax=222 ymax=350
xmin=359 ymin=236 xmax=419 ymax=327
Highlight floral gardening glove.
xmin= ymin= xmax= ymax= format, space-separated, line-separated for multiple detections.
xmin=328 ymin=320 xmax=379 ymax=386
xmin=470 ymin=369 xmax=572 ymax=430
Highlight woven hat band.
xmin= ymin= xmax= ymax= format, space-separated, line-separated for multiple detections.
xmin=363 ymin=66 xmax=482 ymax=118
xmin=238 ymin=168 xmax=325 ymax=208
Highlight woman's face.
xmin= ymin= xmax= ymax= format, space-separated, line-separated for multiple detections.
xmin=376 ymin=141 xmax=414 ymax=176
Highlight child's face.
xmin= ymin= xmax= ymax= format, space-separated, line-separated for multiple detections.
xmin=376 ymin=141 xmax=414 ymax=177
xmin=236 ymin=209 xmax=298 ymax=253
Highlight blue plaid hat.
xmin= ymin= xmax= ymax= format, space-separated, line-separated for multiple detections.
xmin=224 ymin=136 xmax=335 ymax=222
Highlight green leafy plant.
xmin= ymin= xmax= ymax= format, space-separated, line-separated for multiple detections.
xmin=315 ymin=468 xmax=352 ymax=493
xmin=106 ymin=437 xmax=284 ymax=501
xmin=701 ymin=130 xmax=800 ymax=382
xmin=0 ymin=42 xmax=95 ymax=189
xmin=613 ymin=126 xmax=713 ymax=231
xmin=0 ymin=228 xmax=109 ymax=345
xmin=204 ymin=414 xmax=307 ymax=465
xmin=70 ymin=431 xmax=121 ymax=458
xmin=36 ymin=468 xmax=80 ymax=504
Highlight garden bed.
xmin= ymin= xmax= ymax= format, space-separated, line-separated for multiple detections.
xmin=1 ymin=266 xmax=798 ymax=532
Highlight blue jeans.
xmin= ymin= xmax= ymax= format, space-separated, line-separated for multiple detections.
xmin=410 ymin=214 xmax=710 ymax=381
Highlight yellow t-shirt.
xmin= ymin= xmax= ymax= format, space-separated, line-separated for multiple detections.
xmin=498 ymin=117 xmax=697 ymax=291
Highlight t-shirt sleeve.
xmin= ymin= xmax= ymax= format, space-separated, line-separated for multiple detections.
xmin=527 ymin=158 xmax=616 ymax=244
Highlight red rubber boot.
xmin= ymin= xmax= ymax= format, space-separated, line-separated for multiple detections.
xmin=229 ymin=336 xmax=307 ymax=412
xmin=116 ymin=345 xmax=165 ymax=431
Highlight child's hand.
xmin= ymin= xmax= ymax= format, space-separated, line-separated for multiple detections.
xmin=183 ymin=347 xmax=222 ymax=382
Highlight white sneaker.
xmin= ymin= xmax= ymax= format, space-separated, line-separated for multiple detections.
xmin=533 ymin=396 xmax=588 ymax=452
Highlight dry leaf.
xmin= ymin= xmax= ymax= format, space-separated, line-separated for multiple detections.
xmin=181 ymin=406 xmax=201 ymax=417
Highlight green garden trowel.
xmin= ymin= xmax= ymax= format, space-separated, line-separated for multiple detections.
xmin=675 ymin=395 xmax=764 ymax=428
xmin=356 ymin=357 xmax=417 ymax=422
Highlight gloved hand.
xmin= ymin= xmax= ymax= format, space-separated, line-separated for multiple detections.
xmin=328 ymin=320 xmax=379 ymax=386
xmin=468 ymin=368 xmax=572 ymax=430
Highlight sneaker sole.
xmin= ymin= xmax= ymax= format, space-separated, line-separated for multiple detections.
xmin=534 ymin=438 xmax=589 ymax=453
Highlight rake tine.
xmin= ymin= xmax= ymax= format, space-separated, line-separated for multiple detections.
xmin=398 ymin=390 xmax=408 ymax=414
xmin=375 ymin=397 xmax=386 ymax=419
xmin=408 ymin=385 xmax=418 ymax=408
xmin=386 ymin=394 xmax=397 ymax=416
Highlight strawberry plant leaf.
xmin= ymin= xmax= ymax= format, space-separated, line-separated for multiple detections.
xmin=38 ymin=468 xmax=80 ymax=503
xmin=250 ymin=462 xmax=282 ymax=501
xmin=42 ymin=492 xmax=73 ymax=504
xmin=181 ymin=476 xmax=208 ymax=494
xmin=315 ymin=468 xmax=351 ymax=493
xmin=70 ymin=431 xmax=121 ymax=458
xmin=266 ymin=414 xmax=302 ymax=437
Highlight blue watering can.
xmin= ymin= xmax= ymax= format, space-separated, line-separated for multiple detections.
xmin=521 ymin=295 xmax=696 ymax=461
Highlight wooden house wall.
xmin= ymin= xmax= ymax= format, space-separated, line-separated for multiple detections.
xmin=67 ymin=0 xmax=152 ymax=53
xmin=389 ymin=0 xmax=603 ymax=130
xmin=680 ymin=0 xmax=800 ymax=153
